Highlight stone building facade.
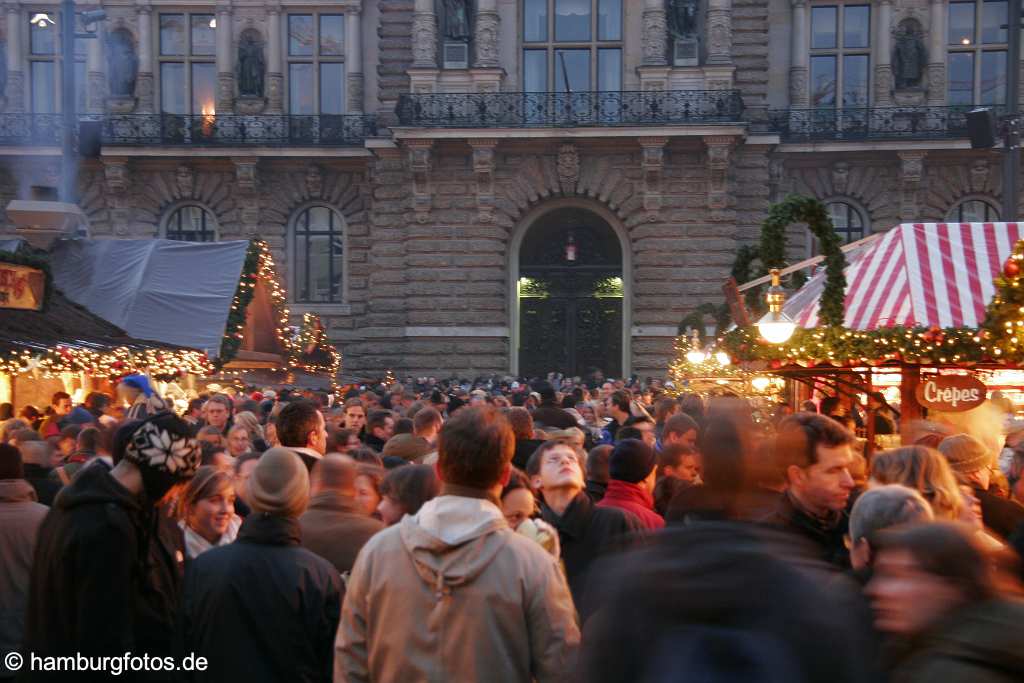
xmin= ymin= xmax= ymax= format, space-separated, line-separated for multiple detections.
xmin=0 ymin=0 xmax=1011 ymax=379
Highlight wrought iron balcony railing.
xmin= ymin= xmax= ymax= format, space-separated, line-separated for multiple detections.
xmin=396 ymin=90 xmax=745 ymax=128
xmin=761 ymin=106 xmax=996 ymax=142
xmin=0 ymin=114 xmax=63 ymax=145
xmin=101 ymin=113 xmax=377 ymax=146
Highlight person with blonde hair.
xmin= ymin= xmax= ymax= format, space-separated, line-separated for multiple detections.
xmin=869 ymin=446 xmax=965 ymax=521
xmin=177 ymin=466 xmax=241 ymax=559
xmin=232 ymin=410 xmax=267 ymax=451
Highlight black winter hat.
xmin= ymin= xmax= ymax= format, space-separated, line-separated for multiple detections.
xmin=609 ymin=438 xmax=656 ymax=484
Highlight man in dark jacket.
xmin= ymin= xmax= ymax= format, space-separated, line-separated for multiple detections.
xmin=937 ymin=434 xmax=1024 ymax=540
xmin=764 ymin=413 xmax=856 ymax=570
xmin=17 ymin=441 xmax=61 ymax=506
xmin=532 ymin=440 xmax=642 ymax=613
xmin=277 ymin=400 xmax=328 ymax=472
xmin=181 ymin=447 xmax=341 ymax=683
xmin=530 ymin=383 xmax=578 ymax=430
xmin=21 ymin=414 xmax=200 ymax=678
xmin=300 ymin=453 xmax=384 ymax=575
xmin=363 ymin=409 xmax=395 ymax=452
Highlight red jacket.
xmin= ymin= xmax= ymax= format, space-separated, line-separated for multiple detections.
xmin=596 ymin=480 xmax=665 ymax=530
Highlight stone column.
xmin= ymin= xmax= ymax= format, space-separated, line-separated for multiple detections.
xmin=789 ymin=0 xmax=809 ymax=106
xmin=86 ymin=23 xmax=105 ymax=113
xmin=927 ymin=0 xmax=946 ymax=104
xmin=641 ymin=0 xmax=668 ymax=66
xmin=473 ymin=0 xmax=499 ymax=68
xmin=345 ymin=9 xmax=363 ymax=113
xmin=266 ymin=6 xmax=282 ymax=113
xmin=706 ymin=0 xmax=733 ymax=65
xmin=136 ymin=5 xmax=154 ymax=112
xmin=411 ymin=0 xmax=437 ymax=68
xmin=898 ymin=150 xmax=926 ymax=219
xmin=215 ymin=4 xmax=233 ymax=112
xmin=5 ymin=4 xmax=24 ymax=111
xmin=874 ymin=0 xmax=893 ymax=105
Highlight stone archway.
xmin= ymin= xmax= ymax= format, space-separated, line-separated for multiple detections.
xmin=510 ymin=200 xmax=630 ymax=380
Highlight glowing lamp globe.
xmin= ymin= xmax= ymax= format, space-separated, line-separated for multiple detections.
xmin=756 ymin=311 xmax=797 ymax=344
xmin=686 ymin=348 xmax=706 ymax=364
xmin=751 ymin=376 xmax=771 ymax=392
xmin=714 ymin=350 xmax=731 ymax=366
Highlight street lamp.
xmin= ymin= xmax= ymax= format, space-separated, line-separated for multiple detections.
xmin=685 ymin=329 xmax=706 ymax=364
xmin=756 ymin=268 xmax=797 ymax=344
xmin=58 ymin=3 xmax=105 ymax=204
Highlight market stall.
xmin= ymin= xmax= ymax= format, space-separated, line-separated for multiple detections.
xmin=0 ymin=247 xmax=210 ymax=409
xmin=48 ymin=238 xmax=341 ymax=392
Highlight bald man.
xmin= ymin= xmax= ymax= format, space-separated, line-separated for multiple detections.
xmin=299 ymin=454 xmax=384 ymax=575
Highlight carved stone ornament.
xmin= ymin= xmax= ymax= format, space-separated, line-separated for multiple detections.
xmin=412 ymin=11 xmax=438 ymax=67
xmin=707 ymin=11 xmax=731 ymax=63
xmin=306 ymin=165 xmax=323 ymax=198
xmin=557 ymin=143 xmax=580 ymax=194
xmin=970 ymin=159 xmax=991 ymax=193
xmin=176 ymin=165 xmax=194 ymax=197
xmin=892 ymin=19 xmax=926 ymax=89
xmin=832 ymin=162 xmax=850 ymax=195
xmin=789 ymin=67 xmax=808 ymax=107
xmin=474 ymin=9 xmax=500 ymax=68
xmin=407 ymin=141 xmax=434 ymax=221
xmin=104 ymin=160 xmax=130 ymax=195
xmin=704 ymin=136 xmax=734 ymax=211
xmin=237 ymin=29 xmax=266 ymax=98
xmin=898 ymin=151 xmax=926 ymax=219
xmin=469 ymin=139 xmax=498 ymax=222
xmin=235 ymin=159 xmax=258 ymax=194
xmin=639 ymin=137 xmax=667 ymax=216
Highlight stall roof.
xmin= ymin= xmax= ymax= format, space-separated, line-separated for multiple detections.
xmin=784 ymin=222 xmax=1024 ymax=330
xmin=49 ymin=238 xmax=250 ymax=358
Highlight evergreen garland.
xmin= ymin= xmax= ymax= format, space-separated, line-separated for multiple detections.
xmin=981 ymin=244 xmax=1024 ymax=362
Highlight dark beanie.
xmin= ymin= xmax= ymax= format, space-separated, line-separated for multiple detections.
xmin=0 ymin=443 xmax=24 ymax=480
xmin=609 ymin=438 xmax=656 ymax=484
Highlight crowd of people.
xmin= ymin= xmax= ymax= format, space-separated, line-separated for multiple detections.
xmin=1 ymin=372 xmax=1023 ymax=681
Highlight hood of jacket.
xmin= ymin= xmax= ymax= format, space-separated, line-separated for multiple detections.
xmin=398 ymin=491 xmax=509 ymax=593
xmin=0 ymin=478 xmax=38 ymax=503
xmin=54 ymin=461 xmax=140 ymax=513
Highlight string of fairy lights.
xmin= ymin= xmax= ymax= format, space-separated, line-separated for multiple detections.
xmin=0 ymin=345 xmax=212 ymax=379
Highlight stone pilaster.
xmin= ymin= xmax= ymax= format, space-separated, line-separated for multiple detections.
xmin=874 ymin=0 xmax=893 ymax=105
xmin=406 ymin=139 xmax=433 ymax=222
xmin=266 ymin=5 xmax=283 ymax=113
xmin=706 ymin=0 xmax=733 ymax=65
xmin=642 ymin=0 xmax=668 ymax=67
xmin=927 ymin=0 xmax=946 ymax=104
xmin=215 ymin=3 xmax=234 ymax=112
xmin=5 ymin=4 xmax=24 ymax=112
xmin=411 ymin=0 xmax=437 ymax=68
xmin=473 ymin=0 xmax=499 ymax=69
xmin=234 ymin=158 xmax=260 ymax=235
xmin=345 ymin=9 xmax=363 ymax=113
xmin=103 ymin=159 xmax=131 ymax=235
xmin=468 ymin=138 xmax=497 ymax=223
xmin=898 ymin=151 xmax=926 ymax=220
xmin=86 ymin=23 xmax=106 ymax=113
xmin=789 ymin=0 xmax=809 ymax=106
xmin=704 ymin=135 xmax=736 ymax=213
xmin=136 ymin=5 xmax=154 ymax=113
xmin=639 ymin=137 xmax=667 ymax=219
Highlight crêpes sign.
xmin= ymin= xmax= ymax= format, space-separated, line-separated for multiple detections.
xmin=915 ymin=374 xmax=987 ymax=412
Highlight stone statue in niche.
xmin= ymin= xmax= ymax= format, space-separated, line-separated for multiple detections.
xmin=237 ymin=30 xmax=265 ymax=97
xmin=893 ymin=19 xmax=926 ymax=89
xmin=106 ymin=29 xmax=138 ymax=97
xmin=667 ymin=0 xmax=699 ymax=39
xmin=441 ymin=0 xmax=471 ymax=41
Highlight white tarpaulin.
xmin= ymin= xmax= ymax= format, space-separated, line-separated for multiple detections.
xmin=49 ymin=238 xmax=250 ymax=357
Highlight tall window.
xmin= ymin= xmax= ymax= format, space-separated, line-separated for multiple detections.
xmin=165 ymin=205 xmax=217 ymax=241
xmin=28 ymin=11 xmax=86 ymax=113
xmin=522 ymin=0 xmax=622 ymax=92
xmin=947 ymin=1 xmax=1007 ymax=105
xmin=158 ymin=12 xmax=216 ymax=115
xmin=946 ymin=198 xmax=1000 ymax=221
xmin=808 ymin=4 xmax=871 ymax=107
xmin=294 ymin=206 xmax=344 ymax=303
xmin=287 ymin=13 xmax=345 ymax=115
xmin=826 ymin=201 xmax=866 ymax=243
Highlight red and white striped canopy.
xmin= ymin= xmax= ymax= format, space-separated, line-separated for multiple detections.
xmin=783 ymin=222 xmax=1024 ymax=330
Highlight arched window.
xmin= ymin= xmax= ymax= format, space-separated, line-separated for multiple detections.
xmin=826 ymin=200 xmax=866 ymax=244
xmin=164 ymin=205 xmax=217 ymax=241
xmin=946 ymin=198 xmax=1000 ymax=222
xmin=293 ymin=205 xmax=344 ymax=303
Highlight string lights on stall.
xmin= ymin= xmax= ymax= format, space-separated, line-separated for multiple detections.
xmin=0 ymin=345 xmax=212 ymax=378
xmin=218 ymin=240 xmax=294 ymax=367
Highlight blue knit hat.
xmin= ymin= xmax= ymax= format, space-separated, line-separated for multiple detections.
xmin=122 ymin=374 xmax=153 ymax=398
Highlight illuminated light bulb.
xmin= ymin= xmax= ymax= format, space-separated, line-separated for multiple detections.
xmin=751 ymin=376 xmax=771 ymax=392
xmin=715 ymin=351 xmax=731 ymax=366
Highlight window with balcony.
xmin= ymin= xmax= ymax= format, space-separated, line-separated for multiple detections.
xmin=27 ymin=11 xmax=86 ymax=113
xmin=164 ymin=205 xmax=217 ymax=241
xmin=808 ymin=4 xmax=871 ymax=107
xmin=158 ymin=12 xmax=217 ymax=115
xmin=946 ymin=198 xmax=1000 ymax=221
xmin=522 ymin=0 xmax=622 ymax=93
xmin=293 ymin=206 xmax=344 ymax=303
xmin=947 ymin=1 xmax=1007 ymax=105
xmin=286 ymin=13 xmax=345 ymax=115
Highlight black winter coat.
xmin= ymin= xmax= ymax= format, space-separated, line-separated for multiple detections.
xmin=180 ymin=513 xmax=342 ymax=683
xmin=975 ymin=487 xmax=1024 ymax=541
xmin=763 ymin=492 xmax=851 ymax=570
xmin=540 ymin=491 xmax=641 ymax=615
xmin=20 ymin=465 xmax=185 ymax=680
xmin=21 ymin=464 xmax=61 ymax=506
xmin=531 ymin=402 xmax=579 ymax=430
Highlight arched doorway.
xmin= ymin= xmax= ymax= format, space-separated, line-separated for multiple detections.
xmin=515 ymin=206 xmax=625 ymax=380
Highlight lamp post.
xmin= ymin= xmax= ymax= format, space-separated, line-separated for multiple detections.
xmin=1003 ymin=0 xmax=1021 ymax=220
xmin=58 ymin=3 xmax=105 ymax=204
